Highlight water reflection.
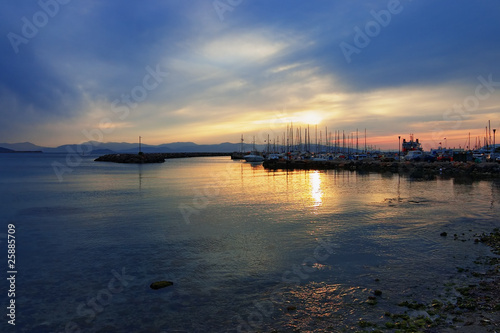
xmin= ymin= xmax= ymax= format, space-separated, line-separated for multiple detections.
xmin=138 ymin=164 xmax=143 ymax=190
xmin=309 ymin=171 xmax=323 ymax=208
xmin=278 ymin=282 xmax=364 ymax=332
xmin=6 ymin=155 xmax=500 ymax=332
xmin=491 ymin=180 xmax=500 ymax=209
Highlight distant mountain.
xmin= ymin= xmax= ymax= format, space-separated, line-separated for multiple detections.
xmin=42 ymin=141 xmax=134 ymax=153
xmin=0 ymin=147 xmax=15 ymax=153
xmin=90 ymin=149 xmax=116 ymax=155
xmin=159 ymin=142 xmax=198 ymax=149
xmin=87 ymin=141 xmax=140 ymax=152
xmin=0 ymin=141 xmax=265 ymax=153
xmin=0 ymin=142 xmax=46 ymax=151
xmin=120 ymin=142 xmax=245 ymax=153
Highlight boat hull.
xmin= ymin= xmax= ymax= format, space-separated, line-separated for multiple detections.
xmin=243 ymin=154 xmax=264 ymax=162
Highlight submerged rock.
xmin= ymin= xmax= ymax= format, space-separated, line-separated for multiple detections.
xmin=150 ymin=281 xmax=174 ymax=290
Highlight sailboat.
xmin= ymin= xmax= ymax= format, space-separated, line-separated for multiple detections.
xmin=243 ymin=153 xmax=264 ymax=162
xmin=243 ymin=136 xmax=264 ymax=162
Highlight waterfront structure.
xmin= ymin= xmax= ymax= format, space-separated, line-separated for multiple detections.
xmin=401 ymin=135 xmax=422 ymax=153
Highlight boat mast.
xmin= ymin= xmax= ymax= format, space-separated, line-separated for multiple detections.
xmin=315 ymin=125 xmax=318 ymax=154
xmin=489 ymin=120 xmax=491 ymax=147
xmin=342 ymin=130 xmax=345 ymax=153
xmin=486 ymin=126 xmax=489 ymax=149
xmin=307 ymin=125 xmax=310 ymax=152
xmin=364 ymin=128 xmax=367 ymax=153
xmin=325 ymin=126 xmax=328 ymax=153
xmin=356 ymin=128 xmax=359 ymax=153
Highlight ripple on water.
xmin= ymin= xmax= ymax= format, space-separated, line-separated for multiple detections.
xmin=17 ymin=206 xmax=85 ymax=216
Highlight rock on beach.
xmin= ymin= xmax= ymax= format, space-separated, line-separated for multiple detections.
xmin=150 ymin=281 xmax=174 ymax=290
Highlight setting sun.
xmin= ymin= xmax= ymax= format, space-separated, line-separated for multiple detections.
xmin=297 ymin=111 xmax=323 ymax=125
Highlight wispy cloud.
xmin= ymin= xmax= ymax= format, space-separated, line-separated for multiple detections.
xmin=1 ymin=0 xmax=499 ymax=148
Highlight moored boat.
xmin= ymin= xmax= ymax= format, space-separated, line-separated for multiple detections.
xmin=243 ymin=152 xmax=265 ymax=162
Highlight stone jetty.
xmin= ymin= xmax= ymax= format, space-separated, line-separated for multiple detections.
xmin=95 ymin=153 xmax=165 ymax=163
xmin=94 ymin=152 xmax=230 ymax=164
xmin=263 ymin=159 xmax=500 ymax=179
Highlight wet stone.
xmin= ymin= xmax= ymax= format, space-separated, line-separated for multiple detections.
xmin=150 ymin=281 xmax=174 ymax=290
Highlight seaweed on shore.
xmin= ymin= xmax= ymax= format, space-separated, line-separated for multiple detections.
xmin=352 ymin=228 xmax=500 ymax=332
xmin=480 ymin=228 xmax=500 ymax=255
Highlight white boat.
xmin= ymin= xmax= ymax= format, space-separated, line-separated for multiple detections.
xmin=243 ymin=152 xmax=264 ymax=162
xmin=243 ymin=136 xmax=265 ymax=162
xmin=403 ymin=150 xmax=424 ymax=161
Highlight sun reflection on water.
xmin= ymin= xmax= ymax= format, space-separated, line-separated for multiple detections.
xmin=310 ymin=171 xmax=323 ymax=208
xmin=277 ymin=282 xmax=366 ymax=331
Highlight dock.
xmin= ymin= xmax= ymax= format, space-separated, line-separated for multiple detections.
xmin=95 ymin=152 xmax=231 ymax=164
xmin=263 ymin=159 xmax=500 ymax=179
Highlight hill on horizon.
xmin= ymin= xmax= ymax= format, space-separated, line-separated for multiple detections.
xmin=0 ymin=141 xmax=258 ymax=153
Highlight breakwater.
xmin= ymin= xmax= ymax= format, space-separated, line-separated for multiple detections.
xmin=95 ymin=152 xmax=231 ymax=163
xmin=263 ymin=159 xmax=500 ymax=179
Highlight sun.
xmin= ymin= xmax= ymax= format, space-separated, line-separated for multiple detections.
xmin=297 ymin=111 xmax=323 ymax=125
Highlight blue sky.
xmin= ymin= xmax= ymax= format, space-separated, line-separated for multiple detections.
xmin=1 ymin=0 xmax=499 ymax=149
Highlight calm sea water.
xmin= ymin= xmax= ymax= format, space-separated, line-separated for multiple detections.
xmin=1 ymin=153 xmax=500 ymax=332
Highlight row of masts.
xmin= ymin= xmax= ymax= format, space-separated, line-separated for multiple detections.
xmin=241 ymin=125 xmax=377 ymax=154
xmin=464 ymin=133 xmax=496 ymax=151
xmin=239 ymin=119 xmax=497 ymax=154
xmin=460 ymin=120 xmax=496 ymax=151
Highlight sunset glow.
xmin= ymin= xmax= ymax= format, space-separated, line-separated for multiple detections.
xmin=1 ymin=1 xmax=499 ymax=150
xmin=297 ymin=111 xmax=324 ymax=126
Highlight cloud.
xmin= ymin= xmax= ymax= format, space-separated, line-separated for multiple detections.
xmin=0 ymin=0 xmax=499 ymax=148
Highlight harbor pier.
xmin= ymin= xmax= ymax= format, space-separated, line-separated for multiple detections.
xmin=263 ymin=159 xmax=500 ymax=179
xmin=95 ymin=152 xmax=231 ymax=163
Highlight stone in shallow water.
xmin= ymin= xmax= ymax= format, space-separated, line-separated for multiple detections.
xmin=150 ymin=281 xmax=174 ymax=290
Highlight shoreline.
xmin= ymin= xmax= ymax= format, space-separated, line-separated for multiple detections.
xmin=263 ymin=159 xmax=500 ymax=179
xmin=354 ymin=229 xmax=500 ymax=332
xmin=94 ymin=152 xmax=231 ymax=163
xmin=0 ymin=150 xmax=43 ymax=153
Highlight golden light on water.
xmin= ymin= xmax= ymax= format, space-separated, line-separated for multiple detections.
xmin=310 ymin=171 xmax=323 ymax=208
xmin=282 ymin=283 xmax=367 ymax=331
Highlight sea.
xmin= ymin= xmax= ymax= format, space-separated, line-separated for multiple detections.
xmin=1 ymin=153 xmax=500 ymax=332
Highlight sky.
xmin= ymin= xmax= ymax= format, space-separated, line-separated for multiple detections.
xmin=1 ymin=0 xmax=500 ymax=150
